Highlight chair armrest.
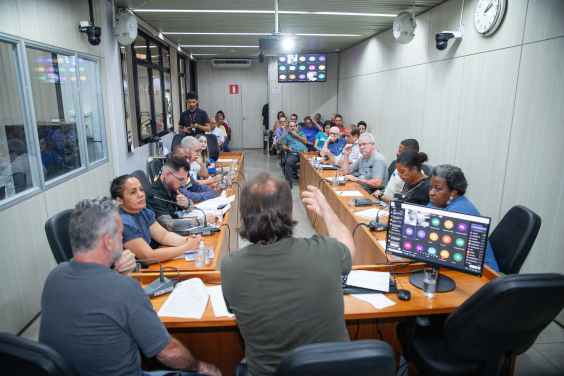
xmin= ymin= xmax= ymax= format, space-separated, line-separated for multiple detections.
xmin=235 ymin=363 xmax=249 ymax=376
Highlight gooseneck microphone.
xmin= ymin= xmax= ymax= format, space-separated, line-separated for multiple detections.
xmin=393 ymin=181 xmax=424 ymax=201
xmin=136 ymin=258 xmax=177 ymax=297
xmin=148 ymin=195 xmax=219 ymax=235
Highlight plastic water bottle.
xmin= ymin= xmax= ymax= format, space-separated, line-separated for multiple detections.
xmin=5 ymin=176 xmax=15 ymax=198
xmin=232 ymin=156 xmax=238 ymax=169
xmin=195 ymin=241 xmax=205 ymax=267
xmin=204 ymin=245 xmax=210 ymax=265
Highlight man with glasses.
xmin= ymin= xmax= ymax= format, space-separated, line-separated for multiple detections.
xmin=146 ymin=157 xmax=213 ymax=232
xmin=325 ymin=124 xmax=360 ymax=167
xmin=320 ymin=126 xmax=347 ymax=161
xmin=342 ymin=133 xmax=389 ymax=194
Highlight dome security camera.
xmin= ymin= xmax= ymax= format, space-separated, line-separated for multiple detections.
xmin=79 ymin=21 xmax=102 ymax=46
xmin=435 ymin=31 xmax=462 ymax=51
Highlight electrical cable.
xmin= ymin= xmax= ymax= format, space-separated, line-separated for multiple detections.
xmin=354 ymin=320 xmax=360 ymax=341
xmin=376 ymin=318 xmax=383 ymax=340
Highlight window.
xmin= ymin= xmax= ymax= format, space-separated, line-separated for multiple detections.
xmin=189 ymin=59 xmax=197 ymax=92
xmin=178 ymin=54 xmax=188 ymax=112
xmin=129 ymin=31 xmax=172 ymax=144
xmin=0 ymin=35 xmax=108 ymax=210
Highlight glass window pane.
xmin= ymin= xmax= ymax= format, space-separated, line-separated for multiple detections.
xmin=120 ymin=47 xmax=132 ymax=150
xmin=162 ymin=48 xmax=170 ymax=69
xmin=180 ymin=76 xmax=187 ymax=112
xmin=26 ymin=47 xmax=83 ymax=181
xmin=137 ymin=66 xmax=152 ymax=139
xmin=164 ymin=72 xmax=172 ymax=130
xmin=179 ymin=57 xmax=185 ymax=74
xmin=149 ymin=41 xmax=159 ymax=65
xmin=134 ymin=35 xmax=148 ymax=62
xmin=78 ymin=58 xmax=107 ymax=163
xmin=153 ymin=71 xmax=164 ymax=134
xmin=0 ymin=41 xmax=38 ymax=200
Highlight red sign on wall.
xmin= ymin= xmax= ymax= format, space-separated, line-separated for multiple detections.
xmin=229 ymin=85 xmax=239 ymax=94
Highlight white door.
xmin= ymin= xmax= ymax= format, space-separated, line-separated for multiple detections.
xmin=241 ymin=82 xmax=267 ymax=148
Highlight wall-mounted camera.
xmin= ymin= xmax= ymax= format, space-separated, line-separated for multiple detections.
xmin=435 ymin=31 xmax=462 ymax=51
xmin=79 ymin=21 xmax=102 ymax=46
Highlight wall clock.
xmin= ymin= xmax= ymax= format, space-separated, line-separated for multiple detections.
xmin=473 ymin=0 xmax=507 ymax=36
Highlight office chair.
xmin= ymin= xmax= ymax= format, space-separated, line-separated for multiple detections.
xmin=422 ymin=163 xmax=432 ymax=177
xmin=489 ymin=205 xmax=541 ymax=275
xmin=170 ymin=133 xmax=185 ymax=151
xmin=235 ymin=340 xmax=395 ymax=376
xmin=45 ymin=209 xmax=73 ymax=264
xmin=132 ymin=170 xmax=152 ymax=193
xmin=148 ymin=159 xmax=164 ymax=183
xmin=205 ymin=134 xmax=220 ymax=161
xmin=396 ymin=273 xmax=564 ymax=376
xmin=0 ymin=332 xmax=81 ymax=376
xmin=12 ymin=172 xmax=26 ymax=194
xmin=387 ymin=160 xmax=396 ymax=179
xmin=0 ymin=186 xmax=5 ymax=201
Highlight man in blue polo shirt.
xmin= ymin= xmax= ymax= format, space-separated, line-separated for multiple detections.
xmin=300 ymin=116 xmax=319 ymax=151
xmin=320 ymin=126 xmax=347 ymax=161
xmin=281 ymin=121 xmax=307 ymax=189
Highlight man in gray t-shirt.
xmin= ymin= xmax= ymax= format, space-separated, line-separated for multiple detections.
xmin=39 ymin=197 xmax=220 ymax=376
xmin=343 ymin=132 xmax=388 ymax=193
xmin=221 ymin=173 xmax=357 ymax=376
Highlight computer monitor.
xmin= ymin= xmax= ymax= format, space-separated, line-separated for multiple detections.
xmin=385 ymin=201 xmax=491 ymax=292
xmin=278 ymin=54 xmax=327 ymax=82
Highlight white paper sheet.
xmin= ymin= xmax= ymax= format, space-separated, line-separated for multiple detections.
xmin=336 ymin=190 xmax=364 ymax=197
xmin=354 ymin=208 xmax=389 ymax=220
xmin=194 ymin=195 xmax=235 ymax=211
xmin=216 ymin=159 xmax=234 ymax=163
xmin=179 ymin=203 xmax=231 ymax=218
xmin=346 ymin=270 xmax=391 ymax=292
xmin=171 ymin=247 xmax=215 ymax=261
xmin=158 ymin=278 xmax=209 ymax=319
xmin=378 ymin=240 xmax=387 ymax=250
xmin=206 ymin=285 xmax=235 ymax=318
xmin=351 ymin=294 xmax=396 ymax=309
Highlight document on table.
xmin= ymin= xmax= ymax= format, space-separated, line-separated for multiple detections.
xmin=355 ymin=207 xmax=389 ymax=220
xmin=216 ymin=159 xmax=235 ymax=163
xmin=171 ymin=247 xmax=215 ymax=261
xmin=158 ymin=278 xmax=209 ymax=319
xmin=351 ymin=294 xmax=396 ymax=309
xmin=180 ymin=203 xmax=231 ymax=218
xmin=336 ymin=190 xmax=364 ymax=197
xmin=346 ymin=270 xmax=391 ymax=292
xmin=195 ymin=194 xmax=235 ymax=211
xmin=206 ymin=285 xmax=235 ymax=318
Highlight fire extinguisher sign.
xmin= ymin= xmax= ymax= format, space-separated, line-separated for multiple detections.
xmin=229 ymin=85 xmax=239 ymax=94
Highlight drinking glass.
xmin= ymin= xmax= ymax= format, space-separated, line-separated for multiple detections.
xmin=348 ymin=197 xmax=355 ymax=211
xmin=422 ymin=268 xmax=438 ymax=298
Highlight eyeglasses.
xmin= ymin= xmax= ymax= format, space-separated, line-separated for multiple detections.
xmin=329 ymin=132 xmax=340 ymax=136
xmin=170 ymin=172 xmax=189 ymax=186
xmin=358 ymin=142 xmax=373 ymax=148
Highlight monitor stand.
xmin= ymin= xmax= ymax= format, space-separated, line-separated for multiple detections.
xmin=409 ymin=271 xmax=456 ymax=293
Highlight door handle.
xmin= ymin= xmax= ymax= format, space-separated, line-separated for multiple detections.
xmin=243 ymin=116 xmax=247 ymax=120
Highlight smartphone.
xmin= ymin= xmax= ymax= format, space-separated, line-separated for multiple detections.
xmin=217 ymin=203 xmax=228 ymax=210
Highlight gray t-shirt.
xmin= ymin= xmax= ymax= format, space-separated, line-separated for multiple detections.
xmin=39 ymin=260 xmax=170 ymax=376
xmin=221 ymin=235 xmax=352 ymax=376
xmin=350 ymin=150 xmax=389 ymax=193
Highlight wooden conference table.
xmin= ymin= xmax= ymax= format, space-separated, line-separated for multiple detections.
xmin=144 ymin=152 xmax=244 ymax=273
xmin=140 ymin=151 xmax=510 ymax=375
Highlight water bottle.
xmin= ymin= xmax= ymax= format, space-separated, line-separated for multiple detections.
xmin=332 ymin=177 xmax=338 ymax=191
xmin=232 ymin=156 xmax=238 ymax=169
xmin=204 ymin=245 xmax=210 ymax=265
xmin=195 ymin=241 xmax=205 ymax=267
xmin=319 ymin=163 xmax=323 ymax=174
xmin=5 ymin=176 xmax=15 ymax=198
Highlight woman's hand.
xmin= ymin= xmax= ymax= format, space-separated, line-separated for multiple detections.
xmin=185 ymin=234 xmax=203 ymax=250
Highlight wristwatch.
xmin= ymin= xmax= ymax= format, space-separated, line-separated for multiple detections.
xmin=378 ymin=192 xmax=384 ymax=200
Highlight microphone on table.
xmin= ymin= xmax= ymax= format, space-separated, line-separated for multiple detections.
xmin=391 ymin=181 xmax=425 ymax=211
xmin=147 ymin=196 xmax=219 ymax=235
xmin=215 ymin=161 xmax=227 ymax=176
xmin=136 ymin=258 xmax=177 ymax=298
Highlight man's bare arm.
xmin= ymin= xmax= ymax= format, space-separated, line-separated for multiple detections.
xmin=157 ymin=337 xmax=221 ymax=376
xmin=156 ymin=215 xmax=203 ymax=232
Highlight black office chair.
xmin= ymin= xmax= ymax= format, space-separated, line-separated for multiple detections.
xmin=205 ymin=134 xmax=220 ymax=161
xmin=0 ymin=186 xmax=5 ymax=201
xmin=387 ymin=160 xmax=396 ymax=180
xmin=148 ymin=159 xmax=164 ymax=183
xmin=170 ymin=133 xmax=185 ymax=151
xmin=397 ymin=273 xmax=564 ymax=376
xmin=489 ymin=205 xmax=541 ymax=275
xmin=45 ymin=209 xmax=73 ymax=264
xmin=12 ymin=172 xmax=26 ymax=194
xmin=0 ymin=332 xmax=81 ymax=376
xmin=235 ymin=340 xmax=395 ymax=376
xmin=422 ymin=163 xmax=432 ymax=177
xmin=132 ymin=170 xmax=152 ymax=192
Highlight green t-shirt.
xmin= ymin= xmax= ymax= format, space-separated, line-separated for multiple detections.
xmin=281 ymin=131 xmax=307 ymax=155
xmin=221 ymin=235 xmax=352 ymax=376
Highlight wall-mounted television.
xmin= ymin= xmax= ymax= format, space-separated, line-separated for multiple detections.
xmin=278 ymin=54 xmax=327 ymax=83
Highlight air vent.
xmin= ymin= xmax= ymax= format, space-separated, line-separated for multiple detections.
xmin=211 ymin=59 xmax=252 ymax=68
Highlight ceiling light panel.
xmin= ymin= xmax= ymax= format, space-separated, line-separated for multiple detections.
xmin=135 ymin=9 xmax=395 ymax=17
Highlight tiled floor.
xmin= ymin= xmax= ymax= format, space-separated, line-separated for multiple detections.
xmin=20 ymin=148 xmax=564 ymax=375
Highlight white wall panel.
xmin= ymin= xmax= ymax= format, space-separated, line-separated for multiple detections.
xmin=308 ymin=79 xmax=337 ymax=123
xmin=0 ymin=0 xmax=20 ymax=37
xmin=455 ymin=46 xmax=522 ymax=226
xmin=500 ymin=37 xmax=564 ymax=275
xmin=523 ymin=0 xmax=564 ymax=44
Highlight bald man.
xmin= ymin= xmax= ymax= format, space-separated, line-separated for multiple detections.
xmin=319 ymin=126 xmax=347 ymax=161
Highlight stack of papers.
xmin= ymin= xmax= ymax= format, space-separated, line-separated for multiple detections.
xmin=351 ymin=294 xmax=396 ymax=309
xmin=336 ymin=190 xmax=364 ymax=197
xmin=158 ymin=278 xmax=234 ymax=319
xmin=347 ymin=270 xmax=391 ymax=292
xmin=355 ymin=208 xmax=389 ymax=220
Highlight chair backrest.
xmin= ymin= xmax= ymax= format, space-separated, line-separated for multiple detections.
xmin=444 ymin=273 xmax=564 ymax=363
xmin=273 ymin=340 xmax=395 ymax=376
xmin=131 ymin=170 xmax=152 ymax=193
xmin=422 ymin=163 xmax=432 ymax=177
xmin=0 ymin=332 xmax=81 ymax=376
xmin=44 ymin=209 xmax=73 ymax=264
xmin=388 ymin=160 xmax=396 ymax=180
xmin=148 ymin=159 xmax=164 ymax=183
xmin=205 ymin=134 xmax=220 ymax=161
xmin=12 ymin=172 xmax=27 ymax=193
xmin=489 ymin=205 xmax=541 ymax=274
xmin=171 ymin=133 xmax=185 ymax=151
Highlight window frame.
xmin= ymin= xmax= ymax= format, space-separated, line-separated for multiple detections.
xmin=178 ymin=53 xmax=188 ymax=113
xmin=0 ymin=32 xmax=109 ymax=212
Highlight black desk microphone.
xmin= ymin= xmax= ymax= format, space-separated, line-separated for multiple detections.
xmin=148 ymin=195 xmax=219 ymax=235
